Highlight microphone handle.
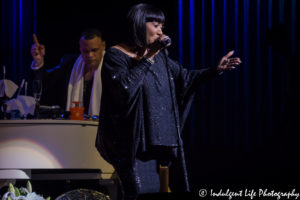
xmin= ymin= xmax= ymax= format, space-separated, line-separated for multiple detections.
xmin=160 ymin=36 xmax=171 ymax=48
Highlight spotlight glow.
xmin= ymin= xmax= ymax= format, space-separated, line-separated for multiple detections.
xmin=0 ymin=138 xmax=62 ymax=168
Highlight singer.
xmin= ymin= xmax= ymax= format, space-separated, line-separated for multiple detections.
xmin=96 ymin=3 xmax=241 ymax=200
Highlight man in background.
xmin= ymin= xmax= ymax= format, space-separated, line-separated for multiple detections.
xmin=31 ymin=28 xmax=106 ymax=115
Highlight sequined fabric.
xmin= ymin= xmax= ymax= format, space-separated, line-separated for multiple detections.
xmin=95 ymin=47 xmax=219 ymax=199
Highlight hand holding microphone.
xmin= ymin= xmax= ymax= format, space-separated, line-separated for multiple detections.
xmin=159 ymin=35 xmax=171 ymax=48
xmin=145 ymin=35 xmax=171 ymax=59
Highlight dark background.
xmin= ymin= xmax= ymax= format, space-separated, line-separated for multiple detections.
xmin=34 ymin=0 xmax=179 ymax=67
xmin=1 ymin=0 xmax=300 ymax=198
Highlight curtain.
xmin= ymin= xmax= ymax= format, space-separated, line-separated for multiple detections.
xmin=178 ymin=0 xmax=299 ymax=189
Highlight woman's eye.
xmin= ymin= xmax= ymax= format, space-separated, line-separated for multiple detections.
xmin=155 ymin=25 xmax=163 ymax=30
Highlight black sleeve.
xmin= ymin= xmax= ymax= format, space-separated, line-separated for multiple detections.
xmin=167 ymin=57 xmax=220 ymax=99
xmin=32 ymin=54 xmax=78 ymax=108
xmin=102 ymin=48 xmax=152 ymax=105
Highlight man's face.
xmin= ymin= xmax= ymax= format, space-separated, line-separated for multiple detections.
xmin=79 ymin=36 xmax=106 ymax=69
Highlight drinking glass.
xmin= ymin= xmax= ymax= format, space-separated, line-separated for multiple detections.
xmin=32 ymin=80 xmax=42 ymax=118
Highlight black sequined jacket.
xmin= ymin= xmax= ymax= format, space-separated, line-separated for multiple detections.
xmin=95 ymin=47 xmax=219 ymax=191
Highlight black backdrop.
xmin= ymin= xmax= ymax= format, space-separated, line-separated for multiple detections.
xmin=35 ymin=0 xmax=179 ymax=67
xmin=1 ymin=0 xmax=300 ymax=195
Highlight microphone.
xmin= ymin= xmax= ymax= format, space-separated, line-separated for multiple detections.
xmin=160 ymin=35 xmax=171 ymax=48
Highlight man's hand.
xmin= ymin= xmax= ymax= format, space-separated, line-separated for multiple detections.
xmin=31 ymin=34 xmax=45 ymax=66
xmin=217 ymin=50 xmax=242 ymax=72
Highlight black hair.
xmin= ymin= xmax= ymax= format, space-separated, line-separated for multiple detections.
xmin=80 ymin=28 xmax=103 ymax=40
xmin=125 ymin=3 xmax=165 ymax=48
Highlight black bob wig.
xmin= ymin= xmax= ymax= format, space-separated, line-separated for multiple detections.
xmin=125 ymin=3 xmax=165 ymax=48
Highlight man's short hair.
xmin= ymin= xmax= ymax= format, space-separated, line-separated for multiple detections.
xmin=81 ymin=28 xmax=103 ymax=40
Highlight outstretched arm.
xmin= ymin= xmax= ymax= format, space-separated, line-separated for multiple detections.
xmin=169 ymin=50 xmax=242 ymax=104
xmin=216 ymin=50 xmax=242 ymax=72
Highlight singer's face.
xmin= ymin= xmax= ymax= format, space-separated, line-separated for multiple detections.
xmin=146 ymin=21 xmax=163 ymax=45
xmin=80 ymin=36 xmax=106 ymax=69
